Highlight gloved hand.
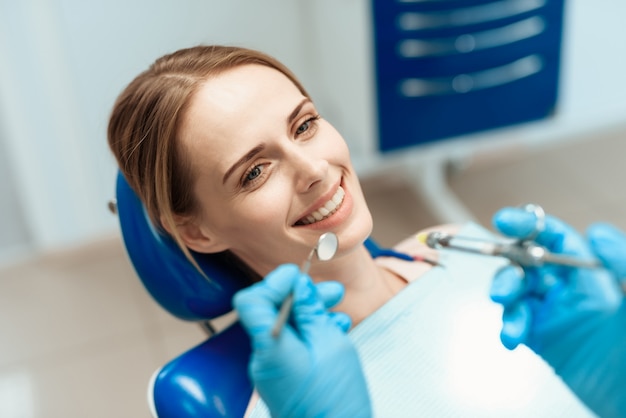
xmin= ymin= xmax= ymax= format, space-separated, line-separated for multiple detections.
xmin=233 ymin=264 xmax=372 ymax=418
xmin=490 ymin=207 xmax=626 ymax=417
xmin=588 ymin=222 xmax=626 ymax=287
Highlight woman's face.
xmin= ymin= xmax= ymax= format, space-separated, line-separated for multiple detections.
xmin=178 ymin=64 xmax=372 ymax=276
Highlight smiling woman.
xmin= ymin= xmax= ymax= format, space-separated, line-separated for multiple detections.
xmin=108 ymin=45 xmax=396 ymax=321
xmin=107 ymin=45 xmax=591 ymax=417
xmin=172 ymin=63 xmax=373 ymax=278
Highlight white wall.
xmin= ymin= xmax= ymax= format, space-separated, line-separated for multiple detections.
xmin=0 ymin=0 xmax=313 ymax=257
xmin=0 ymin=119 xmax=32 ymax=260
xmin=1 ymin=0 xmax=625 ymax=259
xmin=559 ymin=1 xmax=626 ymax=131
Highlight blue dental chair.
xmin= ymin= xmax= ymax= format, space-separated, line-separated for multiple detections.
xmin=115 ymin=172 xmax=253 ymax=417
xmin=114 ymin=171 xmax=392 ymax=417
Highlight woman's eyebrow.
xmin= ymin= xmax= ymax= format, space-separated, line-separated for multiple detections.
xmin=222 ymin=99 xmax=311 ymax=185
xmin=288 ymin=98 xmax=312 ymax=124
xmin=223 ymin=144 xmax=265 ymax=184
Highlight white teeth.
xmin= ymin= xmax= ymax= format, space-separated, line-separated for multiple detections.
xmin=298 ymin=186 xmax=345 ymax=225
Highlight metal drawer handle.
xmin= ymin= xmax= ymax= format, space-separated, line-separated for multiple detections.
xmin=399 ymin=54 xmax=543 ymax=97
xmin=397 ymin=0 xmax=546 ymax=31
xmin=398 ymin=16 xmax=545 ymax=57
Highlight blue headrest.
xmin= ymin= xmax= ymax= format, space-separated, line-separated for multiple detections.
xmin=115 ymin=172 xmax=249 ymax=321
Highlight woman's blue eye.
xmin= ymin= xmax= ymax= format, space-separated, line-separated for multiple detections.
xmin=245 ymin=166 xmax=262 ymax=182
xmin=295 ymin=115 xmax=320 ymax=136
xmin=296 ymin=120 xmax=310 ymax=135
xmin=241 ymin=163 xmax=269 ymax=189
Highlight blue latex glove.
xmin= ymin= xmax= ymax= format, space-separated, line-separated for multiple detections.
xmin=588 ymin=222 xmax=626 ymax=287
xmin=233 ymin=264 xmax=372 ymax=418
xmin=490 ymin=207 xmax=626 ymax=417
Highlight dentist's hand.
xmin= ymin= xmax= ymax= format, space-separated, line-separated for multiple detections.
xmin=587 ymin=222 xmax=626 ymax=288
xmin=490 ymin=207 xmax=626 ymax=417
xmin=233 ymin=264 xmax=372 ymax=418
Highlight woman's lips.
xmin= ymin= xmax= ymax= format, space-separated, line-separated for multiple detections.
xmin=293 ymin=181 xmax=353 ymax=230
xmin=296 ymin=186 xmax=345 ymax=225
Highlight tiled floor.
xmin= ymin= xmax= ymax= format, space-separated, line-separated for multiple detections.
xmin=0 ymin=126 xmax=624 ymax=417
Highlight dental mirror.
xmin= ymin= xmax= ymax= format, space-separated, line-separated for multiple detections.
xmin=300 ymin=232 xmax=339 ymax=275
xmin=271 ymin=232 xmax=339 ymax=337
xmin=315 ymin=232 xmax=339 ymax=261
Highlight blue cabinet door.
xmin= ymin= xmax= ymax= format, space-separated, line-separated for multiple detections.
xmin=371 ymin=0 xmax=565 ymax=152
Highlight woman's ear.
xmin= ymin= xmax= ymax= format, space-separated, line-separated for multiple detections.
xmin=161 ymin=214 xmax=229 ymax=254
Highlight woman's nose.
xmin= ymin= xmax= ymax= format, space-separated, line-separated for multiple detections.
xmin=291 ymin=150 xmax=329 ymax=193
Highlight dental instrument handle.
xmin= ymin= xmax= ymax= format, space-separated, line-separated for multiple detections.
xmin=422 ymin=231 xmax=601 ymax=269
xmin=533 ymin=250 xmax=601 ymax=269
xmin=495 ymin=242 xmax=601 ymax=269
xmin=271 ymin=294 xmax=294 ymax=338
xmin=271 ymin=249 xmax=315 ymax=338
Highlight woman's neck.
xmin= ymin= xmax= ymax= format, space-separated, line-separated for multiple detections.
xmin=310 ymin=244 xmax=407 ymax=326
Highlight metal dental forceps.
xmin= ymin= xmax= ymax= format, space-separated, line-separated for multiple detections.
xmin=421 ymin=204 xmax=601 ymax=269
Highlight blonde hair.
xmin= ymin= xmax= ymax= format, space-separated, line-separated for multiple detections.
xmin=108 ymin=45 xmax=309 ymax=278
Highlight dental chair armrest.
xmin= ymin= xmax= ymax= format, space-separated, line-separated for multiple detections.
xmin=149 ymin=322 xmax=253 ymax=418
